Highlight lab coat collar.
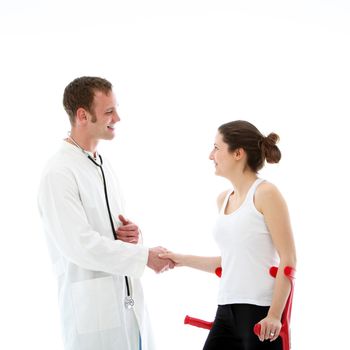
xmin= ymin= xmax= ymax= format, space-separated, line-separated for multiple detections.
xmin=62 ymin=140 xmax=100 ymax=162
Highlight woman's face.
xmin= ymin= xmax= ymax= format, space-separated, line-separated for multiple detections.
xmin=209 ymin=132 xmax=235 ymax=177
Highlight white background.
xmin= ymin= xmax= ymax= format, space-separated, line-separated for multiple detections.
xmin=0 ymin=1 xmax=349 ymax=349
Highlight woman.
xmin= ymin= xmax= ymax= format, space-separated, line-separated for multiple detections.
xmin=160 ymin=120 xmax=296 ymax=350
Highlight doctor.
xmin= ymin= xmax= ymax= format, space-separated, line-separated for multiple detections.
xmin=38 ymin=76 xmax=173 ymax=350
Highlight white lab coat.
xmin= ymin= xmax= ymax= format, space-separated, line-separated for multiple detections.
xmin=38 ymin=142 xmax=156 ymax=350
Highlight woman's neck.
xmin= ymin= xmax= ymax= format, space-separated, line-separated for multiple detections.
xmin=228 ymin=172 xmax=258 ymax=197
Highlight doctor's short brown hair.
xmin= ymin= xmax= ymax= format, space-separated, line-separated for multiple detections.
xmin=63 ymin=76 xmax=113 ymax=125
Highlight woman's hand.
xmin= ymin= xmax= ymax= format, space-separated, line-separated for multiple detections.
xmin=158 ymin=251 xmax=186 ymax=267
xmin=256 ymin=314 xmax=281 ymax=342
xmin=159 ymin=253 xmax=221 ymax=273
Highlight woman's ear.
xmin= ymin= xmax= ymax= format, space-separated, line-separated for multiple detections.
xmin=233 ymin=147 xmax=245 ymax=160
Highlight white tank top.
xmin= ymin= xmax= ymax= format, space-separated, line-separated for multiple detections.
xmin=213 ymin=178 xmax=279 ymax=306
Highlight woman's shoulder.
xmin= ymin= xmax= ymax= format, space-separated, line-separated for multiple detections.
xmin=256 ymin=180 xmax=279 ymax=195
xmin=255 ymin=180 xmax=285 ymax=211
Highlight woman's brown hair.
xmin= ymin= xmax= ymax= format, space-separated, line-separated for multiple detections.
xmin=218 ymin=120 xmax=281 ymax=172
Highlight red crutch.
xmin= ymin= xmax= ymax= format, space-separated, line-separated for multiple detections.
xmin=184 ymin=267 xmax=222 ymax=329
xmin=184 ymin=266 xmax=296 ymax=350
xmin=253 ymin=266 xmax=296 ymax=350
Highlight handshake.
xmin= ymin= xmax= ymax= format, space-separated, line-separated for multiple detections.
xmin=116 ymin=215 xmax=178 ymax=274
xmin=147 ymin=246 xmax=176 ymax=273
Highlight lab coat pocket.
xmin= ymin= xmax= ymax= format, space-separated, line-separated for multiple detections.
xmin=71 ymin=276 xmax=121 ymax=334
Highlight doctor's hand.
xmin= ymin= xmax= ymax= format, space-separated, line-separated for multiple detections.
xmin=147 ymin=247 xmax=175 ymax=273
xmin=116 ymin=215 xmax=140 ymax=244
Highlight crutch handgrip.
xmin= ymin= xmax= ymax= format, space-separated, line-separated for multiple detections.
xmin=184 ymin=315 xmax=213 ymax=330
xmin=254 ymin=323 xmax=261 ymax=336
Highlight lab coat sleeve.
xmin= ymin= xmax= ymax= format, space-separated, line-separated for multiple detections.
xmin=38 ymin=168 xmax=149 ymax=278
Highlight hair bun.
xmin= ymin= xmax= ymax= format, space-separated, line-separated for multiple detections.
xmin=261 ymin=132 xmax=281 ymax=164
xmin=262 ymin=133 xmax=279 ymax=147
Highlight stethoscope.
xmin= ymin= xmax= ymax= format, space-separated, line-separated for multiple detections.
xmin=68 ymin=135 xmax=135 ymax=310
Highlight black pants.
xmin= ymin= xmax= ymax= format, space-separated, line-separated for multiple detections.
xmin=203 ymin=304 xmax=282 ymax=350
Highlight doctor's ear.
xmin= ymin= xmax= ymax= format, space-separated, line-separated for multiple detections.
xmin=76 ymin=108 xmax=88 ymax=124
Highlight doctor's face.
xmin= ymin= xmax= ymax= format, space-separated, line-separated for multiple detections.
xmin=86 ymin=90 xmax=120 ymax=141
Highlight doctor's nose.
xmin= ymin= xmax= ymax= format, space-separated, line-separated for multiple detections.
xmin=113 ymin=111 xmax=121 ymax=123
